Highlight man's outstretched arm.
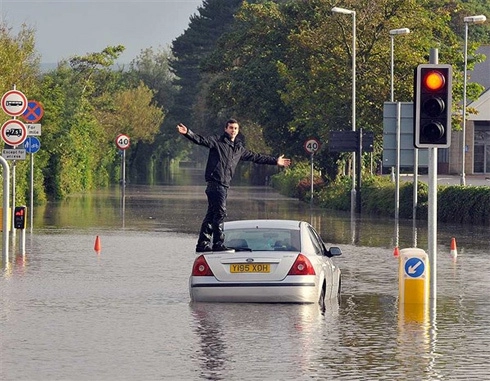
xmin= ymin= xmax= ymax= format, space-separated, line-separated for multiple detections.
xmin=277 ymin=155 xmax=291 ymax=167
xmin=177 ymin=123 xmax=188 ymax=135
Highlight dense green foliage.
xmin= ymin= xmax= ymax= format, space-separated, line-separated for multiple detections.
xmin=1 ymin=33 xmax=166 ymax=202
xmin=189 ymin=0 xmax=490 ymax=173
xmin=271 ymin=165 xmax=490 ymax=225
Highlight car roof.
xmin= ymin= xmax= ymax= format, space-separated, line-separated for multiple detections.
xmin=224 ymin=219 xmax=302 ymax=230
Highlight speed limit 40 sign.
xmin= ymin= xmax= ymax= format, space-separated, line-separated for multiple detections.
xmin=304 ymin=138 xmax=321 ymax=154
xmin=116 ymin=134 xmax=130 ymax=150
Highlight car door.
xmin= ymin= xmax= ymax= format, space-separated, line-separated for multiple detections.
xmin=306 ymin=225 xmax=334 ymax=284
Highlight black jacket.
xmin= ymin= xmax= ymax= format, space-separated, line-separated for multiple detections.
xmin=183 ymin=129 xmax=278 ymax=187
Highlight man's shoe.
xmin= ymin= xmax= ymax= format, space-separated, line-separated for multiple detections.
xmin=196 ymin=245 xmax=212 ymax=253
xmin=212 ymin=244 xmax=234 ymax=252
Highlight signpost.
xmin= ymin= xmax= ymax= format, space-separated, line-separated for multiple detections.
xmin=1 ymin=90 xmax=43 ymax=238
xmin=303 ymin=138 xmax=320 ymax=155
xmin=329 ymin=130 xmax=374 ymax=213
xmin=24 ymin=137 xmax=41 ymax=154
xmin=116 ymin=134 xmax=130 ymax=203
xmin=1 ymin=149 xmax=26 ymax=160
xmin=22 ymin=100 xmax=44 ymax=123
xmin=1 ymin=89 xmax=28 ymax=117
xmin=116 ymin=134 xmax=130 ymax=150
xmin=26 ymin=123 xmax=42 ymax=136
xmin=1 ymin=119 xmax=28 ymax=147
xmin=303 ymin=138 xmax=321 ymax=203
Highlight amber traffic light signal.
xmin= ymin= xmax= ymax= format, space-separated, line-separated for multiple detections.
xmin=414 ymin=64 xmax=453 ymax=148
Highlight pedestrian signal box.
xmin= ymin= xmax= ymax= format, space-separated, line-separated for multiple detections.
xmin=14 ymin=206 xmax=27 ymax=229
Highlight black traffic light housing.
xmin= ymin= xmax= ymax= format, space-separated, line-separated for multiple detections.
xmin=414 ymin=64 xmax=452 ymax=148
xmin=14 ymin=206 xmax=27 ymax=229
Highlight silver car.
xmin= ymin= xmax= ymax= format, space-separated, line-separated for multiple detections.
xmin=189 ymin=219 xmax=342 ymax=307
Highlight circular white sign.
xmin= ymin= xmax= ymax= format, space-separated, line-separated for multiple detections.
xmin=116 ymin=134 xmax=130 ymax=150
xmin=1 ymin=119 xmax=28 ymax=146
xmin=1 ymin=90 xmax=28 ymax=117
xmin=304 ymin=138 xmax=321 ymax=154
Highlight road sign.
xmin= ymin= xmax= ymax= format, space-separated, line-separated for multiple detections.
xmin=22 ymin=100 xmax=44 ymax=123
xmin=1 ymin=119 xmax=28 ymax=146
xmin=1 ymin=90 xmax=28 ymax=117
xmin=116 ymin=134 xmax=130 ymax=150
xmin=2 ymin=148 xmax=26 ymax=160
xmin=329 ymin=130 xmax=374 ymax=153
xmin=303 ymin=138 xmax=320 ymax=154
xmin=24 ymin=136 xmax=41 ymax=154
xmin=404 ymin=257 xmax=425 ymax=278
xmin=26 ymin=123 xmax=42 ymax=136
xmin=382 ymin=102 xmax=429 ymax=167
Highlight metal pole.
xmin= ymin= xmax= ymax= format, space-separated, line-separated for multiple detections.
xmin=10 ymin=161 xmax=15 ymax=239
xmin=356 ymin=128 xmax=362 ymax=213
xmin=122 ymin=150 xmax=126 ymax=200
xmin=413 ymin=148 xmax=418 ymax=220
xmin=351 ymin=11 xmax=357 ymax=213
xmin=390 ymin=35 xmax=394 ymax=102
xmin=1 ymin=156 xmax=10 ymax=265
xmin=395 ymin=102 xmax=401 ymax=220
xmin=332 ymin=7 xmax=356 ymax=212
xmin=310 ymin=153 xmax=314 ymax=204
xmin=428 ymin=48 xmax=438 ymax=303
xmin=30 ymin=152 xmax=34 ymax=231
xmin=461 ymin=22 xmax=468 ymax=186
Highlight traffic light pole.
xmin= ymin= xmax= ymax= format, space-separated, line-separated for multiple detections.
xmin=428 ymin=48 xmax=438 ymax=304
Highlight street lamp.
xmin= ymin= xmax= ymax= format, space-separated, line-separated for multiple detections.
xmin=388 ymin=28 xmax=410 ymax=223
xmin=389 ymin=28 xmax=410 ymax=102
xmin=461 ymin=14 xmax=486 ymax=186
xmin=332 ymin=6 xmax=357 ymax=212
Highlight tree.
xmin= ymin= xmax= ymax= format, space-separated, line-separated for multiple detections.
xmin=0 ymin=23 xmax=42 ymax=203
xmin=195 ymin=0 xmax=487 ymax=180
xmin=170 ymin=0 xmax=243 ymax=135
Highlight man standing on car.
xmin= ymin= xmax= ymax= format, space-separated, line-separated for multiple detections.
xmin=177 ymin=119 xmax=291 ymax=252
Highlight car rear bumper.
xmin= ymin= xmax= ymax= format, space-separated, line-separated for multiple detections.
xmin=189 ymin=281 xmax=319 ymax=303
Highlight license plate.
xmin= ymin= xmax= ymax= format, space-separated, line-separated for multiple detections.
xmin=230 ymin=263 xmax=270 ymax=273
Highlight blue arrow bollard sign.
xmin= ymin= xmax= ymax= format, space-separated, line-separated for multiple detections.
xmin=24 ymin=136 xmax=41 ymax=154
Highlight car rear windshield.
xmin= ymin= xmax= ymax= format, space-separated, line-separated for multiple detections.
xmin=224 ymin=228 xmax=300 ymax=251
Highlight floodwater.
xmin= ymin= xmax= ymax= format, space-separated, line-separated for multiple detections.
xmin=1 ymin=168 xmax=490 ymax=380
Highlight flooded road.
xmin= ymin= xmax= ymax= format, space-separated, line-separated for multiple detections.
xmin=1 ymin=172 xmax=490 ymax=380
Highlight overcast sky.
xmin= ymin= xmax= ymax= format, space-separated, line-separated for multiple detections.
xmin=1 ymin=0 xmax=203 ymax=64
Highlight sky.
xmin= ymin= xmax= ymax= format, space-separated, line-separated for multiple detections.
xmin=1 ymin=0 xmax=203 ymax=64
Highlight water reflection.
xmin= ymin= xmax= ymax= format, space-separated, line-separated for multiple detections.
xmin=24 ymin=183 xmax=490 ymax=254
xmin=190 ymin=301 xmax=339 ymax=380
xmin=2 ymin=182 xmax=490 ymax=380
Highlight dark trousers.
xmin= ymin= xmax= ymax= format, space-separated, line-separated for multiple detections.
xmin=197 ymin=182 xmax=228 ymax=248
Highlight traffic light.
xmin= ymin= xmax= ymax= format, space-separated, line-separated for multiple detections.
xmin=414 ymin=64 xmax=452 ymax=148
xmin=14 ymin=206 xmax=27 ymax=229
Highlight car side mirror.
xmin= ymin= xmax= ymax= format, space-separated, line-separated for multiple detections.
xmin=327 ymin=246 xmax=342 ymax=257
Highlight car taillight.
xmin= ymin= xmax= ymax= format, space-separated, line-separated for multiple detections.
xmin=192 ymin=255 xmax=214 ymax=276
xmin=287 ymin=253 xmax=316 ymax=276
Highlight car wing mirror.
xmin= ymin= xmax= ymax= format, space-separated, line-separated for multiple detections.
xmin=327 ymin=246 xmax=342 ymax=257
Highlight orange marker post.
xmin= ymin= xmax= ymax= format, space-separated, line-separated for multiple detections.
xmin=450 ymin=237 xmax=457 ymax=260
xmin=94 ymin=236 xmax=101 ymax=252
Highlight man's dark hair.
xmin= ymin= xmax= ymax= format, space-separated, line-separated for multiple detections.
xmin=225 ymin=118 xmax=238 ymax=128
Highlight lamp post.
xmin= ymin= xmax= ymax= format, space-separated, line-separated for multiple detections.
xmin=389 ymin=28 xmax=410 ymax=222
xmin=332 ymin=6 xmax=357 ymax=212
xmin=389 ymin=28 xmax=410 ymax=102
xmin=461 ymin=15 xmax=486 ymax=186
